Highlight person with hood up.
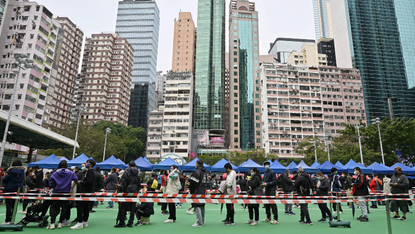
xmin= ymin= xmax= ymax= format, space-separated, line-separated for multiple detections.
xmin=315 ymin=172 xmax=333 ymax=223
xmin=104 ymin=167 xmax=118 ymax=209
xmin=164 ymin=165 xmax=181 ymax=223
xmin=262 ymin=161 xmax=279 ymax=224
xmin=48 ymin=160 xmax=79 ymax=229
xmin=2 ymin=160 xmax=25 ymax=224
xmin=114 ymin=161 xmax=141 ymax=228
xmin=390 ymin=167 xmax=409 ymax=221
xmin=189 ymin=159 xmax=206 ymax=227
xmin=294 ymin=167 xmax=313 ymax=225
xmin=245 ymin=167 xmax=262 ymax=226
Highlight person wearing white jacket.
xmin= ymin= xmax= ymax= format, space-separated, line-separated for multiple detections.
xmin=223 ymin=163 xmax=236 ymax=225
xmin=164 ymin=165 xmax=181 ymax=223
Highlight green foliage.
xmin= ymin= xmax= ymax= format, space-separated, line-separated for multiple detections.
xmin=293 ymin=137 xmax=329 ymax=165
xmin=40 ymin=120 xmax=147 ymax=163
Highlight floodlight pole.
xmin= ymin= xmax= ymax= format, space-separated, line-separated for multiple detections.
xmin=356 ymin=126 xmax=364 ymax=165
xmin=103 ymin=127 xmax=111 ymax=161
xmin=72 ymin=105 xmax=85 ymax=159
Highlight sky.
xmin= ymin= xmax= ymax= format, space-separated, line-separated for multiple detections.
xmin=34 ymin=0 xmax=315 ymax=72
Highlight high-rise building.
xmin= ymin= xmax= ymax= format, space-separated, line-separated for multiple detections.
xmin=48 ymin=17 xmax=83 ymax=129
xmin=287 ymin=43 xmax=328 ymax=67
xmin=0 ymin=0 xmax=60 ymax=126
xmin=268 ymin=38 xmax=315 ymax=64
xmin=128 ymin=81 xmax=155 ymax=129
xmin=260 ymin=63 xmax=366 ymax=158
xmin=172 ymin=12 xmax=196 ymax=73
xmin=146 ymin=109 xmax=163 ymax=159
xmin=79 ymin=33 xmax=134 ymax=126
xmin=228 ymin=0 xmax=261 ymax=150
xmin=194 ymin=0 xmax=226 ymax=134
xmin=162 ymin=71 xmax=193 ymax=159
xmin=313 ymin=0 xmax=333 ymax=40
xmin=317 ymin=38 xmax=336 ymax=67
xmin=0 ymin=0 xmax=8 ymax=38
xmin=115 ymin=0 xmax=160 ymax=118
xmin=331 ymin=0 xmax=415 ymax=122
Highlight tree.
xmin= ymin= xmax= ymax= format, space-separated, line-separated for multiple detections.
xmin=294 ymin=137 xmax=328 ymax=165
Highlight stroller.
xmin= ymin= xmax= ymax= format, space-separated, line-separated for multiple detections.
xmin=17 ymin=202 xmax=49 ymax=228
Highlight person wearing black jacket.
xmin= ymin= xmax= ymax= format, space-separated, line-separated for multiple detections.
xmin=189 ymin=160 xmax=206 ymax=227
xmin=104 ymin=167 xmax=118 ymax=209
xmin=71 ymin=159 xmax=95 ymax=230
xmin=294 ymin=168 xmax=313 ymax=225
xmin=315 ymin=172 xmax=333 ymax=222
xmin=262 ymin=161 xmax=278 ymax=224
xmin=22 ymin=168 xmax=36 ymax=214
xmin=135 ymin=202 xmax=154 ymax=226
xmin=280 ymin=169 xmax=295 ymax=215
xmin=238 ymin=176 xmax=247 ymax=192
xmin=91 ymin=167 xmax=104 ymax=211
xmin=32 ymin=165 xmax=44 ymax=189
xmin=245 ymin=167 xmax=262 ymax=226
xmin=353 ymin=167 xmax=369 ymax=222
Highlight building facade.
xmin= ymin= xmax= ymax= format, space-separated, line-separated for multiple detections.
xmin=228 ymin=0 xmax=261 ymax=150
xmin=162 ymin=71 xmax=193 ymax=159
xmin=155 ymin=71 xmax=165 ymax=108
xmin=115 ymin=0 xmax=160 ymax=118
xmin=194 ymin=0 xmax=226 ymax=133
xmin=146 ymin=109 xmax=163 ymax=159
xmin=0 ymin=0 xmax=8 ymax=38
xmin=260 ymin=63 xmax=366 ymax=158
xmin=287 ymin=43 xmax=328 ymax=67
xmin=172 ymin=12 xmax=196 ymax=73
xmin=48 ymin=17 xmax=83 ymax=129
xmin=268 ymin=38 xmax=315 ymax=64
xmin=128 ymin=81 xmax=155 ymax=129
xmin=79 ymin=33 xmax=134 ymax=126
xmin=313 ymin=0 xmax=333 ymax=40
xmin=332 ymin=0 xmax=415 ymax=122
xmin=317 ymin=38 xmax=336 ymax=67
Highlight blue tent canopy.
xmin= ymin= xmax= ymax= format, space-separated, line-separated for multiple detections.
xmin=153 ymin=157 xmax=181 ymax=170
xmin=96 ymin=155 xmax=127 ymax=170
xmin=390 ymin=163 xmax=415 ymax=174
xmin=318 ymin=161 xmax=345 ymax=173
xmin=311 ymin=162 xmax=321 ymax=168
xmin=335 ymin=161 xmax=345 ymax=168
xmin=60 ymin=157 xmax=69 ymax=161
xmin=342 ymin=159 xmax=372 ymax=174
xmin=115 ymin=158 xmax=127 ymax=167
xmin=179 ymin=157 xmax=211 ymax=171
xmin=67 ymin=153 xmax=90 ymax=168
xmin=287 ymin=161 xmax=297 ymax=170
xmin=270 ymin=160 xmax=287 ymax=173
xmin=367 ymin=162 xmax=394 ymax=174
xmin=143 ymin=157 xmax=152 ymax=165
xmin=134 ymin=157 xmax=153 ymax=171
xmin=211 ymin=159 xmax=238 ymax=172
xmin=28 ymin=154 xmax=61 ymax=169
xmin=237 ymin=159 xmax=265 ymax=172
xmin=295 ymin=160 xmax=320 ymax=174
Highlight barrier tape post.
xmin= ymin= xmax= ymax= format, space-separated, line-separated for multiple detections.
xmin=385 ymin=196 xmax=393 ymax=234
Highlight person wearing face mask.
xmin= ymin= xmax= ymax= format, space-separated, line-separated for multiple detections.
xmin=189 ymin=160 xmax=206 ymax=227
xmin=294 ymin=167 xmax=313 ymax=225
xmin=71 ymin=159 xmax=96 ymax=230
xmin=390 ymin=167 xmax=409 ymax=221
xmin=329 ymin=167 xmax=343 ymax=213
xmin=221 ymin=163 xmax=236 ymax=226
xmin=245 ymin=167 xmax=262 ymax=226
xmin=352 ymin=167 xmax=369 ymax=222
xmin=262 ymin=161 xmax=279 ymax=224
xmin=22 ymin=168 xmax=36 ymax=214
xmin=164 ymin=165 xmax=181 ymax=223
xmin=280 ymin=169 xmax=295 ymax=215
xmin=315 ymin=172 xmax=333 ymax=222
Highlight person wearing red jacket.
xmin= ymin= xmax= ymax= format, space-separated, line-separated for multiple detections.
xmin=369 ymin=175 xmax=383 ymax=208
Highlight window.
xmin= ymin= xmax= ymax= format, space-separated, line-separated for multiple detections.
xmin=234 ymin=138 xmax=238 ymax=143
xmin=234 ymin=122 xmax=238 ymax=127
xmin=234 ymin=130 xmax=238 ymax=134
xmin=234 ymin=72 xmax=238 ymax=76
xmin=234 ymin=115 xmax=238 ymax=120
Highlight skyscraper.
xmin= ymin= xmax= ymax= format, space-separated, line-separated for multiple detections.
xmin=228 ymin=0 xmax=261 ymax=150
xmin=172 ymin=12 xmax=196 ymax=73
xmin=268 ymin=38 xmax=315 ymax=64
xmin=331 ymin=0 xmax=415 ymax=121
xmin=313 ymin=0 xmax=334 ymax=40
xmin=115 ymin=0 xmax=160 ymax=124
xmin=194 ymin=0 xmax=225 ymax=133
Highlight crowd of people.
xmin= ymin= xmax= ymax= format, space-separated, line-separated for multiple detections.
xmin=0 ymin=158 xmax=413 ymax=229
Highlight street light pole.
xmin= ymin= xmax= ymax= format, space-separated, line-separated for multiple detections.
xmin=372 ymin=118 xmax=385 ymax=165
xmin=314 ymin=140 xmax=317 ymax=162
xmin=72 ymin=104 xmax=86 ymax=159
xmin=356 ymin=125 xmax=364 ymax=164
xmin=0 ymin=55 xmax=34 ymax=166
xmin=103 ymin=127 xmax=111 ymax=161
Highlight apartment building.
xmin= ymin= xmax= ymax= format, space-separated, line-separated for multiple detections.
xmin=287 ymin=43 xmax=327 ymax=67
xmin=146 ymin=109 xmax=163 ymax=159
xmin=261 ymin=63 xmax=366 ymax=158
xmin=79 ymin=33 xmax=134 ymax=126
xmin=172 ymin=12 xmax=196 ymax=73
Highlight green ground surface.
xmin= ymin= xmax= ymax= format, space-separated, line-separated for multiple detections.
xmin=1 ymin=202 xmax=413 ymax=233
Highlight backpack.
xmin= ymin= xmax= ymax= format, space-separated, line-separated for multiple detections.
xmin=151 ymin=179 xmax=158 ymax=189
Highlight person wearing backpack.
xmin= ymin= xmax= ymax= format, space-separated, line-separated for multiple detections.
xmin=353 ymin=167 xmax=369 ymax=222
xmin=294 ymin=167 xmax=313 ymax=225
xmin=329 ymin=168 xmax=343 ymax=213
xmin=369 ymin=175 xmax=382 ymax=208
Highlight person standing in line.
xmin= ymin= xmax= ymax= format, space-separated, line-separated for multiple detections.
xmin=104 ymin=167 xmax=118 ymax=209
xmin=245 ymin=167 xmax=262 ymax=226
xmin=329 ymin=167 xmax=343 ymax=213
xmin=294 ymin=167 xmax=313 ymax=225
xmin=164 ymin=165 xmax=181 ymax=223
xmin=2 ymin=160 xmax=25 ymax=224
xmin=315 ymin=172 xmax=333 ymax=223
xmin=114 ymin=161 xmax=141 ymax=228
xmin=90 ymin=166 xmax=104 ymax=212
xmin=189 ymin=160 xmax=206 ymax=227
xmin=48 ymin=160 xmax=78 ymax=229
xmin=353 ymin=167 xmax=369 ymax=222
xmin=390 ymin=167 xmax=409 ymax=221
xmin=262 ymin=161 xmax=279 ymax=224
xmin=32 ymin=165 xmax=43 ymax=189
xmin=160 ymin=170 xmax=169 ymax=215
xmin=71 ymin=159 xmax=95 ymax=230
xmin=22 ymin=168 xmax=36 ymax=214
xmin=222 ymin=163 xmax=236 ymax=226
xmin=280 ymin=169 xmax=295 ymax=215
